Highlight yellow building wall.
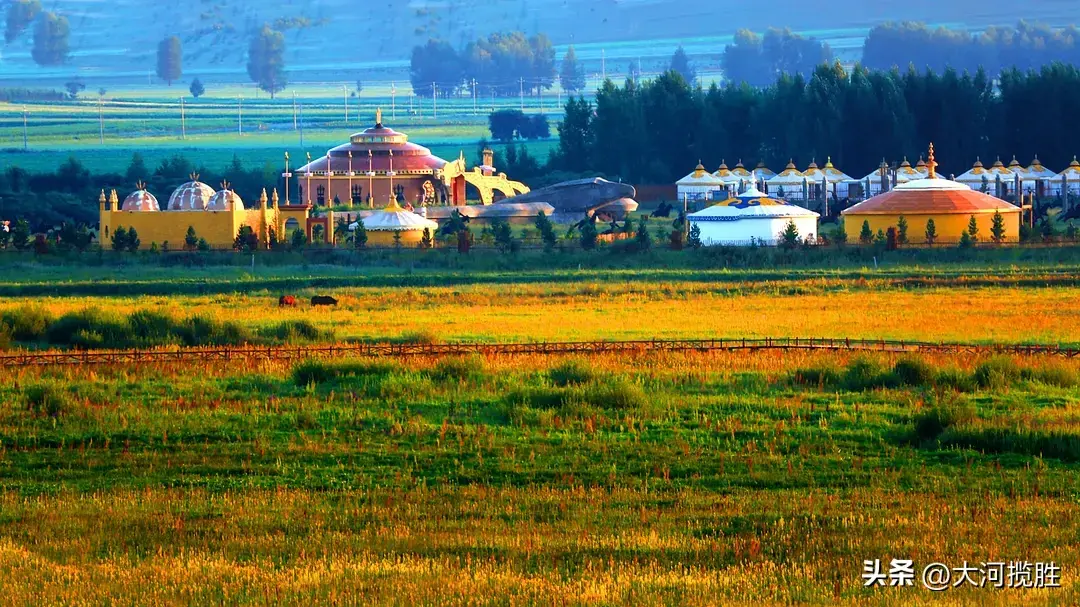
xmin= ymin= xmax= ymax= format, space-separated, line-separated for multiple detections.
xmin=101 ymin=206 xmax=281 ymax=250
xmin=842 ymin=210 xmax=1021 ymax=244
xmin=365 ymin=229 xmax=431 ymax=247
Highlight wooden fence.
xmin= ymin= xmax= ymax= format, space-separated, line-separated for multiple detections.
xmin=1 ymin=337 xmax=1078 ymax=368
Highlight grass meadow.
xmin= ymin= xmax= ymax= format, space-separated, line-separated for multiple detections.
xmin=2 ymin=350 xmax=1080 ymax=604
xmin=1 ymin=257 xmax=1079 ymax=604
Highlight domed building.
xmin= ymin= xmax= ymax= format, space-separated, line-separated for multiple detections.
xmin=842 ymin=145 xmax=1021 ymax=243
xmin=354 ymin=199 xmax=439 ymax=246
xmin=100 ymin=184 xmax=320 ymax=251
xmin=688 ymin=185 xmax=820 ymax=246
xmin=207 ymin=186 xmax=244 ymax=212
xmin=293 ymin=108 xmax=529 ymax=208
xmin=167 ymin=175 xmax=216 ymax=211
xmin=122 ymin=183 xmax=159 ymax=212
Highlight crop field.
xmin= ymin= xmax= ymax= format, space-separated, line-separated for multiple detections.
xmin=1 ymin=255 xmax=1079 ymax=604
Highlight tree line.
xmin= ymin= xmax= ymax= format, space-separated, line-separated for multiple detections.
xmin=542 ymin=61 xmax=1080 ymax=185
xmin=410 ymin=31 xmax=556 ymax=97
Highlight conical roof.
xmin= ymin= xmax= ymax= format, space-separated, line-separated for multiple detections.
xmin=361 ymin=199 xmax=439 ymax=231
xmin=1059 ymin=156 xmax=1080 ymax=182
xmin=689 ymin=186 xmax=819 ymax=221
xmin=677 ymin=161 xmax=726 ymax=186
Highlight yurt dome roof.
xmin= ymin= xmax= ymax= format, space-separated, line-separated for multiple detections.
xmin=689 ymin=186 xmax=820 ymax=222
xmin=122 ymin=186 xmax=159 ymax=212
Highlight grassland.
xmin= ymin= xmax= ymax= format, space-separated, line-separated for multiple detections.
xmin=0 ymin=92 xmax=557 ymax=174
xmin=1 ymin=255 xmax=1079 ymax=604
xmin=2 ymin=350 xmax=1080 ymax=604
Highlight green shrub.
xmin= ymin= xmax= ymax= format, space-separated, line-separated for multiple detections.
xmin=505 ymin=386 xmax=567 ymax=410
xmin=24 ymin=384 xmax=69 ymax=418
xmin=178 ymin=315 xmax=251 ymax=347
xmin=934 ymin=367 xmax=976 ymax=392
xmin=1 ymin=305 xmax=54 ymax=341
xmin=128 ymin=309 xmax=177 ymax=344
xmin=263 ymin=320 xmax=324 ymax=343
xmin=791 ymin=363 xmax=843 ymax=389
xmin=0 ymin=322 xmax=11 ymax=350
xmin=47 ymin=308 xmax=131 ymax=349
xmin=972 ymin=356 xmax=1021 ymax=389
xmin=913 ymin=393 xmax=976 ymax=442
xmin=842 ymin=357 xmax=895 ymax=391
xmin=549 ymin=358 xmax=596 ymax=387
xmin=430 ymin=355 xmax=485 ymax=383
xmin=893 ymin=357 xmax=936 ymax=387
xmin=575 ymin=379 xmax=648 ymax=411
xmin=393 ymin=330 xmax=439 ymax=345
xmin=292 ymin=360 xmax=336 ymax=386
xmin=1020 ymin=363 xmax=1078 ymax=388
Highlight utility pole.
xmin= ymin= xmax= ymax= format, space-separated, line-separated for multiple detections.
xmin=238 ymin=95 xmax=243 ymax=136
xmin=519 ymin=77 xmax=524 ymax=111
xmin=471 ymin=79 xmax=477 ymax=115
xmin=432 ymin=82 xmax=437 ymax=120
xmin=299 ymin=101 xmax=305 ymax=147
xmin=180 ymin=97 xmax=186 ymax=140
xmin=391 ymin=82 xmax=397 ymax=120
xmin=98 ymin=95 xmax=104 ymax=144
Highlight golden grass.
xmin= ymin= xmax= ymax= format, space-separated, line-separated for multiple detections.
xmin=4 ymin=284 xmax=1080 ymax=345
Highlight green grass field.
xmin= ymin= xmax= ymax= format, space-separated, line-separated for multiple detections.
xmin=0 ymin=91 xmax=558 ymax=174
xmin=2 ymin=246 xmax=1080 ymax=603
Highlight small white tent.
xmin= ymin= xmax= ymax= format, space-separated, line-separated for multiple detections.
xmin=688 ymin=186 xmax=820 ymax=246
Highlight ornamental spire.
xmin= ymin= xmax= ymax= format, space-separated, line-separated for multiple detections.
xmin=376 ymin=107 xmax=383 ymax=127
xmin=927 ymin=143 xmax=937 ymax=179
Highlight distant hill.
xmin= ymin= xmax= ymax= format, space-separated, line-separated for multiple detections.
xmin=0 ymin=0 xmax=1074 ymax=84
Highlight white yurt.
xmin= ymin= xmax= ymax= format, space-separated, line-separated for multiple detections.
xmin=352 ymin=199 xmax=439 ymax=246
xmin=688 ymin=186 xmax=820 ymax=246
xmin=767 ymin=161 xmax=808 ymax=200
xmin=677 ymin=162 xmax=727 ymax=202
xmin=1055 ymin=156 xmax=1080 ymax=196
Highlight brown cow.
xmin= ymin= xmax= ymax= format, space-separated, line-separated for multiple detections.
xmin=278 ymin=295 xmax=298 ymax=307
xmin=310 ymin=295 xmax=338 ymax=307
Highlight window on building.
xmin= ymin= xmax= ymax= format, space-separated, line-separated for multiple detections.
xmin=316 ymin=185 xmax=326 ymax=206
xmin=351 ymin=184 xmax=362 ymax=205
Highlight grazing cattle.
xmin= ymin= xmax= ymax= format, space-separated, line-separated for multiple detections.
xmin=311 ymin=295 xmax=338 ymax=307
xmin=279 ymin=295 xmax=297 ymax=308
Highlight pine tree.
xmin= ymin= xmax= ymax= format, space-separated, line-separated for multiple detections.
xmin=268 ymin=226 xmax=279 ymax=250
xmin=353 ymin=221 xmax=368 ymax=249
xmin=959 ymin=229 xmax=974 ymax=248
xmin=290 ymin=228 xmax=307 ymax=249
xmin=111 ymin=226 xmax=128 ymax=252
xmin=834 ymin=221 xmax=848 ymax=246
xmin=925 ymin=218 xmax=937 ymax=245
xmin=560 ymin=45 xmax=586 ymax=93
xmin=184 ymin=226 xmax=198 ymax=251
xmin=197 ymin=237 xmax=211 ymax=252
xmin=966 ymin=215 xmax=979 ymax=242
xmin=896 ymin=215 xmax=909 ymax=244
xmin=779 ymin=219 xmax=800 ymax=250
xmin=189 ymin=77 xmax=205 ymax=99
xmin=670 ymin=45 xmax=695 ymax=85
xmin=492 ymin=218 xmax=517 ymax=253
xmin=874 ymin=228 xmax=886 ymax=246
xmin=10 ymin=219 xmax=31 ymax=250
xmin=580 ymin=216 xmax=599 ymax=250
xmin=688 ymin=223 xmax=703 ymax=248
xmin=420 ymin=227 xmax=433 ymax=249
xmin=392 ymin=230 xmax=402 ymax=249
xmin=534 ymin=211 xmax=557 ymax=252
xmin=635 ymin=215 xmax=652 ymax=251
xmin=623 ymin=215 xmax=635 ymax=235
xmin=859 ymin=220 xmax=873 ymax=244
xmin=990 ymin=210 xmax=1005 ymax=244
xmin=126 ymin=227 xmax=141 ymax=252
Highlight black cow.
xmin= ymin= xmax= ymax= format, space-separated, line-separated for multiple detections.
xmin=311 ymin=295 xmax=338 ymax=307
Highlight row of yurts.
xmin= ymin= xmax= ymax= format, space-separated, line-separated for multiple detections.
xmin=678 ymin=154 xmax=1080 ymax=202
xmin=685 ymin=145 xmax=1029 ymax=246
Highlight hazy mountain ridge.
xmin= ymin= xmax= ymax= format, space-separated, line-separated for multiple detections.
xmin=0 ymin=0 xmax=1072 ymax=81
